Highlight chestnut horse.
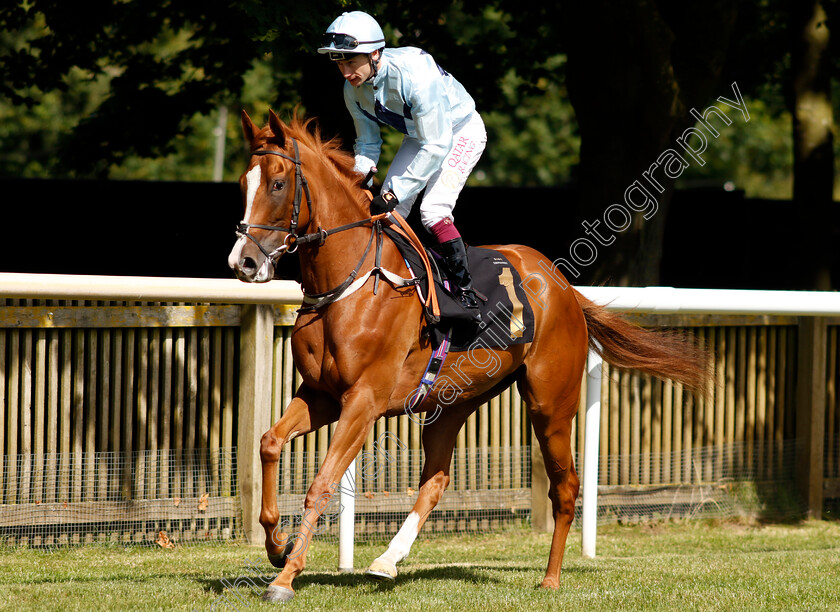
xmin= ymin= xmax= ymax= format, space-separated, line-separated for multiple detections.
xmin=228 ymin=110 xmax=707 ymax=603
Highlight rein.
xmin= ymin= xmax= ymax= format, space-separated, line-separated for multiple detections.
xmin=235 ymin=138 xmax=409 ymax=310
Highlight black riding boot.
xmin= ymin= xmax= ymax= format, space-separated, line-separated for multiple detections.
xmin=437 ymin=237 xmax=482 ymax=320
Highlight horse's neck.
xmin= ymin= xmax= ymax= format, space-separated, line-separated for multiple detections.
xmin=297 ymin=189 xmax=382 ymax=295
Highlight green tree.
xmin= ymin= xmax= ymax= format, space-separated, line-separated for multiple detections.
xmin=791 ymin=0 xmax=835 ymax=289
xmin=2 ymin=1 xmax=838 ymax=288
xmin=477 ymin=56 xmax=580 ymax=187
xmin=1 ymin=1 xmax=580 ymax=184
xmin=0 ymin=0 xmax=349 ymax=177
xmin=551 ymin=0 xmax=748 ymax=286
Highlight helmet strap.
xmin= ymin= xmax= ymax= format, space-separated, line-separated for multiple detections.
xmin=367 ymin=50 xmax=381 ymax=82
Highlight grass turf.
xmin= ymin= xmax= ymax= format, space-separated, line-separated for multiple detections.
xmin=1 ymin=519 xmax=838 ymax=611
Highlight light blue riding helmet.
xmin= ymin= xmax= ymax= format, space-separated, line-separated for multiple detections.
xmin=318 ymin=11 xmax=385 ymax=61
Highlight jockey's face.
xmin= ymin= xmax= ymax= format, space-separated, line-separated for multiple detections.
xmin=335 ymin=51 xmax=379 ymax=87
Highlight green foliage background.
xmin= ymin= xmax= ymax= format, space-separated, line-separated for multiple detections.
xmin=0 ymin=1 xmax=828 ymax=198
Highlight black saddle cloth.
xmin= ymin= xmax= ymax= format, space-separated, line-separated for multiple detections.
xmin=383 ymin=225 xmax=535 ymax=351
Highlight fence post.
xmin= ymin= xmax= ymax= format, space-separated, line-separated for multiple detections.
xmin=338 ymin=459 xmax=356 ymax=572
xmin=238 ymin=304 xmax=275 ymax=543
xmin=581 ymin=348 xmax=603 ymax=558
xmin=796 ymin=316 xmax=826 ymax=519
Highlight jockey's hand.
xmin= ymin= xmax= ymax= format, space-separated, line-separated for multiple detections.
xmin=370 ymin=191 xmax=398 ymax=215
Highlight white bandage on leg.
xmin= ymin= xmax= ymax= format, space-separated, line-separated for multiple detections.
xmin=373 ymin=511 xmax=421 ymax=568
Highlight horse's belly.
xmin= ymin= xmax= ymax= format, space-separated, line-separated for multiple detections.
xmin=384 ymin=345 xmax=525 ymax=417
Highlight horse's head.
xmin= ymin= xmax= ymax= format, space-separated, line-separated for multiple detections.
xmin=228 ymin=110 xmax=313 ymax=283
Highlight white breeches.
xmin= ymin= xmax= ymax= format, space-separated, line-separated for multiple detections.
xmin=388 ymin=112 xmax=487 ymax=230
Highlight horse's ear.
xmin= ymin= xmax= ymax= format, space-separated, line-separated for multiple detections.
xmin=241 ymin=110 xmax=260 ymax=148
xmin=268 ymin=109 xmax=287 ymax=147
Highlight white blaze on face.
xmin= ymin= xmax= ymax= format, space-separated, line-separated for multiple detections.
xmin=228 ymin=164 xmax=263 ymax=271
xmin=243 ymin=164 xmax=262 ymax=224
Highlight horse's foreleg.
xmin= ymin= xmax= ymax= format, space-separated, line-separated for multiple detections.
xmin=259 ymin=386 xmax=340 ymax=571
xmin=367 ymin=403 xmax=475 ymax=581
xmin=263 ymin=396 xmax=377 ymax=603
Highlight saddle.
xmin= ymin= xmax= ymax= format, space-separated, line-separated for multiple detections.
xmin=384 ymin=213 xmax=535 ymax=352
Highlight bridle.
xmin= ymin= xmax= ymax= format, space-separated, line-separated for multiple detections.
xmin=235 ymin=138 xmax=398 ymax=310
xmin=235 ymin=139 xmax=314 ymax=261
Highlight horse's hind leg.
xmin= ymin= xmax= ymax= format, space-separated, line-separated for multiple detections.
xmin=366 ymin=402 xmax=476 ymax=581
xmin=527 ymin=406 xmax=580 ymax=588
xmin=259 ymin=385 xmax=340 ymax=569
xmin=519 ymin=355 xmax=586 ymax=589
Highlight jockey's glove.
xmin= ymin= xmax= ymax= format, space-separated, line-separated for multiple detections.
xmin=370 ymin=191 xmax=398 ymax=215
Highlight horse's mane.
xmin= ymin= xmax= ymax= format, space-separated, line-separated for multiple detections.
xmin=257 ymin=113 xmax=363 ymax=197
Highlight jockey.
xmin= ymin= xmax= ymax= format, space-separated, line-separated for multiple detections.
xmin=318 ymin=10 xmax=487 ymax=319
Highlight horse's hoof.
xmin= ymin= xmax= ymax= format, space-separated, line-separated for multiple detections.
xmin=262 ymin=586 xmax=295 ymax=603
xmin=267 ymin=539 xmax=295 ymax=568
xmin=365 ymin=558 xmax=397 ymax=582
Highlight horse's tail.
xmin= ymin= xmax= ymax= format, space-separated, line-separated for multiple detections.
xmin=573 ymin=289 xmax=710 ymax=395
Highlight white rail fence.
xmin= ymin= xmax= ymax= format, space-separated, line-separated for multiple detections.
xmin=577 ymin=286 xmax=840 ymax=557
xmin=1 ymin=274 xmax=836 ymax=565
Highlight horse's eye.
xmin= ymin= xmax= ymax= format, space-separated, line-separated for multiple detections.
xmin=272 ymin=180 xmax=284 ymax=191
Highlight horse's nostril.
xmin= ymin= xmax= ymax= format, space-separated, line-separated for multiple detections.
xmin=242 ymin=257 xmax=257 ymax=272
